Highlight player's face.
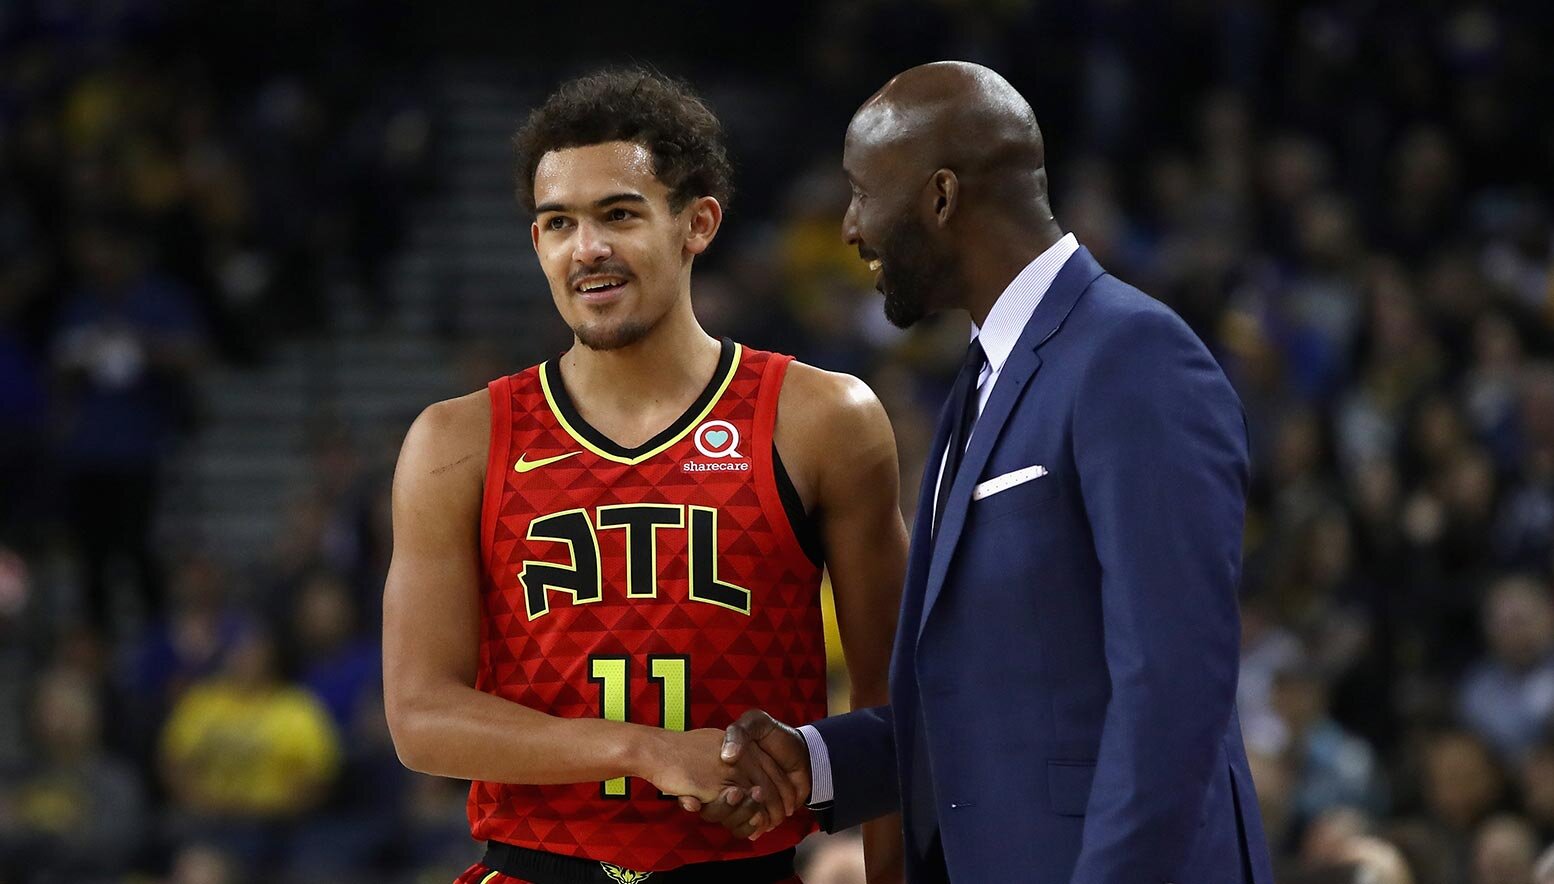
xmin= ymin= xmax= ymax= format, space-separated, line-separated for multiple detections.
xmin=530 ymin=141 xmax=719 ymax=351
xmin=841 ymin=133 xmax=959 ymax=329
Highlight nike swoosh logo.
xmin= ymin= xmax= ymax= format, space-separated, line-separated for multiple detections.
xmin=514 ymin=451 xmax=582 ymax=473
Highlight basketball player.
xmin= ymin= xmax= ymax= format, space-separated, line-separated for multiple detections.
xmin=384 ymin=69 xmax=908 ymax=884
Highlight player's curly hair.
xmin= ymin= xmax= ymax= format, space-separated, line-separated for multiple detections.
xmin=514 ymin=68 xmax=734 ymax=216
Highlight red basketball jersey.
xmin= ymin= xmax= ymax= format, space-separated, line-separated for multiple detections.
xmin=472 ymin=339 xmax=827 ymax=872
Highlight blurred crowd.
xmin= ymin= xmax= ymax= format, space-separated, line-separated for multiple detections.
xmin=2 ymin=1 xmax=1553 ymax=883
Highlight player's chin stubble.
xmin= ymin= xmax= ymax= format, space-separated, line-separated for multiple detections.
xmin=573 ymin=317 xmax=654 ymax=351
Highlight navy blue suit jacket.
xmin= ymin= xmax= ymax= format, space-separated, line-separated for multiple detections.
xmin=811 ymin=248 xmax=1274 ymax=883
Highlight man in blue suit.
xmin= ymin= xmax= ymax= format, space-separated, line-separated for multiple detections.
xmin=688 ymin=62 xmax=1274 ymax=882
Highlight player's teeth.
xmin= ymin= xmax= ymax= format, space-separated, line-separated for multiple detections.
xmin=868 ymin=260 xmax=882 ymax=272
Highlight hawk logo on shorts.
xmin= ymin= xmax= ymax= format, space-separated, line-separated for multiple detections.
xmin=600 ymin=863 xmax=652 ymax=883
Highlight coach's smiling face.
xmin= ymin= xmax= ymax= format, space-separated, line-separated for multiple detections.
xmin=531 ymin=140 xmax=722 ymax=351
xmin=841 ymin=102 xmax=964 ymax=330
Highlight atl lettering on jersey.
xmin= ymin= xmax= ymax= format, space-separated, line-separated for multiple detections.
xmin=474 ymin=339 xmax=827 ymax=872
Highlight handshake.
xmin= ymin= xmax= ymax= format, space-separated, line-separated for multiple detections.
xmin=644 ymin=710 xmax=811 ymax=840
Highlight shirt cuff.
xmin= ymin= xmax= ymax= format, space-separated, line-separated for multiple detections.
xmin=797 ymin=724 xmax=834 ymax=807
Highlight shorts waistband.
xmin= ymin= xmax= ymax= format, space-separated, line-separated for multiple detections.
xmin=481 ymin=841 xmax=796 ymax=884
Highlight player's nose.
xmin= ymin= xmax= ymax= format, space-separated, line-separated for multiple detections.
xmin=573 ymin=220 xmax=612 ymax=263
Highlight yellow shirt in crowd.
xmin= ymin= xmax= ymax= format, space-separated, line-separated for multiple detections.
xmin=160 ymin=681 xmax=341 ymax=815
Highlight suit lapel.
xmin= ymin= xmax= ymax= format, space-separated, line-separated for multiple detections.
xmin=916 ymin=246 xmax=1106 ymax=637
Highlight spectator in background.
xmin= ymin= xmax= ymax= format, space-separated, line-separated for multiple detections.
xmin=1413 ymin=730 xmax=1511 ymax=880
xmin=1520 ymin=742 xmax=1554 ymax=842
xmin=1272 ymin=660 xmax=1389 ymax=828
xmin=1240 ymin=592 xmax=1310 ymax=762
xmin=279 ymin=571 xmax=400 ymax=876
xmin=1281 ymin=835 xmax=1416 ymax=884
xmin=123 ymin=556 xmax=252 ymax=708
xmin=1301 ymin=806 xmax=1373 ymax=863
xmin=292 ymin=570 xmax=379 ymax=733
xmin=1537 ymin=842 xmax=1554 ymax=884
xmin=1338 ymin=837 xmax=1416 ymax=884
xmin=1387 ymin=819 xmax=1464 ymax=884
xmin=165 ymin=844 xmax=241 ymax=884
xmin=1334 ymin=263 xmax=1445 ymax=478
xmin=1249 ymin=748 xmax=1298 ymax=860
xmin=50 ymin=214 xmax=209 ymax=632
xmin=1498 ymin=366 xmax=1554 ymax=573
xmin=1459 ymin=575 xmax=1554 ymax=762
xmin=1465 ymin=312 xmax=1525 ymax=478
xmin=159 ymin=625 xmax=340 ymax=865
xmin=1472 ymin=815 xmax=1538 ymax=884
xmin=0 ymin=666 xmax=145 ymax=881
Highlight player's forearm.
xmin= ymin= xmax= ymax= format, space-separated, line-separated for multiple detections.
xmin=852 ymin=679 xmax=904 ymax=882
xmin=862 ymin=816 xmax=905 ymax=884
xmin=388 ymin=680 xmax=656 ymax=785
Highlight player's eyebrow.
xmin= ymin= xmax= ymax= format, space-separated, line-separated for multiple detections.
xmin=535 ymin=192 xmax=650 ymax=215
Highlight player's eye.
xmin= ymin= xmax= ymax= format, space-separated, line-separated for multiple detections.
xmin=606 ymin=207 xmax=634 ymax=222
xmin=544 ymin=216 xmax=571 ymax=231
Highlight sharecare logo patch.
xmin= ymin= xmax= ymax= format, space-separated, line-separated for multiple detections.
xmin=683 ymin=461 xmax=751 ymax=473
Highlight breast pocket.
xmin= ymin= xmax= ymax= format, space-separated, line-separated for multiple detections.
xmin=973 ymin=469 xmax=1061 ymax=518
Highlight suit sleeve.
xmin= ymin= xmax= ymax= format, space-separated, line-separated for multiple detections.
xmin=1068 ymin=307 xmax=1249 ymax=881
xmin=807 ymin=704 xmax=899 ymax=831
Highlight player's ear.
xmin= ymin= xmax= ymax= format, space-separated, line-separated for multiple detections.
xmin=683 ymin=196 xmax=722 ymax=257
xmin=530 ymin=220 xmax=541 ymax=253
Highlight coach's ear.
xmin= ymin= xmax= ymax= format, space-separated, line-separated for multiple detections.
xmin=683 ymin=196 xmax=723 ymax=257
xmin=925 ymin=168 xmax=958 ymax=229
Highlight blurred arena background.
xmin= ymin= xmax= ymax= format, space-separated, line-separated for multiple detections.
xmin=1 ymin=1 xmax=1553 ymax=882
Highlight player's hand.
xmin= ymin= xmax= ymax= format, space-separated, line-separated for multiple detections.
xmin=642 ymin=728 xmax=794 ymax=831
xmin=684 ymin=709 xmax=811 ymax=839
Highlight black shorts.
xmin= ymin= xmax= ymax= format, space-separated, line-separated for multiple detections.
xmin=453 ymin=842 xmax=801 ymax=884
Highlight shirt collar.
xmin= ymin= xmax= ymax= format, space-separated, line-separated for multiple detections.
xmin=971 ymin=233 xmax=1079 ymax=374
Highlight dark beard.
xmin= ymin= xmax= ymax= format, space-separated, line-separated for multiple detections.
xmin=878 ymin=214 xmax=954 ymax=329
xmin=573 ymin=317 xmax=654 ymax=351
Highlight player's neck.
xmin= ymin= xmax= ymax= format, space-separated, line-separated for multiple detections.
xmin=560 ymin=306 xmax=722 ymax=424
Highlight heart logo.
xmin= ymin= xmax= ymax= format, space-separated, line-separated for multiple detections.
xmin=693 ymin=420 xmax=742 ymax=459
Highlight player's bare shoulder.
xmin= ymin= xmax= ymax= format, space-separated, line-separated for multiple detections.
xmin=774 ymin=361 xmax=898 ymax=505
xmin=394 ymin=388 xmax=492 ymax=506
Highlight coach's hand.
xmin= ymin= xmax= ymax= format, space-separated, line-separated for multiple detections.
xmin=642 ymin=728 xmax=795 ymax=831
xmin=681 ymin=710 xmax=811 ymax=839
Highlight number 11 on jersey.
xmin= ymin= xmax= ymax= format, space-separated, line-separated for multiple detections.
xmin=588 ymin=655 xmax=690 ymax=798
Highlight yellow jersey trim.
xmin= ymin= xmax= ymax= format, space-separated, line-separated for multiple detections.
xmin=539 ymin=343 xmax=743 ymax=465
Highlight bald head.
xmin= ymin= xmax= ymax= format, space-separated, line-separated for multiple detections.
xmin=841 ymin=62 xmax=1063 ymax=329
xmin=848 ymin=61 xmax=1045 ymax=193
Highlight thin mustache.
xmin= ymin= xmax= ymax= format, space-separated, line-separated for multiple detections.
xmin=569 ymin=264 xmax=634 ymax=287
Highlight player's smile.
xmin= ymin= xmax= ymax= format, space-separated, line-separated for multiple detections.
xmin=572 ymin=273 xmax=633 ymax=305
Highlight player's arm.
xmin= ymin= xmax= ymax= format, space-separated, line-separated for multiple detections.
xmin=779 ymin=364 xmax=909 ymax=883
xmin=383 ymin=393 xmax=795 ymax=815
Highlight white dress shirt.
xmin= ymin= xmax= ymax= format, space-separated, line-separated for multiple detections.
xmin=800 ymin=233 xmax=1079 ymax=807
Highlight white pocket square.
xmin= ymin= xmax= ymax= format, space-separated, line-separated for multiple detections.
xmin=972 ymin=465 xmax=1049 ymax=501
